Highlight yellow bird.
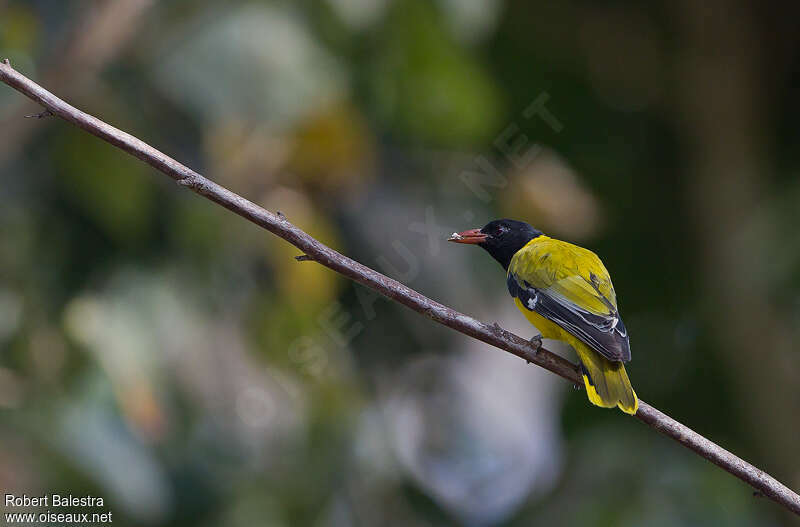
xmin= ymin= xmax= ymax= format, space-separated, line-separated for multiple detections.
xmin=449 ymin=219 xmax=638 ymax=414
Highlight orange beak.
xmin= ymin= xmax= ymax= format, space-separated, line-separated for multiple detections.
xmin=448 ymin=228 xmax=487 ymax=244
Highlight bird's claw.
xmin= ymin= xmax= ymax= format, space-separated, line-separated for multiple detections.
xmin=573 ymin=364 xmax=583 ymax=389
xmin=524 ymin=334 xmax=542 ymax=364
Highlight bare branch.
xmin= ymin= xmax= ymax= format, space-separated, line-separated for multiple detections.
xmin=0 ymin=0 xmax=155 ymax=166
xmin=2 ymin=60 xmax=798 ymax=516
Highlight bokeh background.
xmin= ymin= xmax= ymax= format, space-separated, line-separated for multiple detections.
xmin=2 ymin=1 xmax=800 ymax=525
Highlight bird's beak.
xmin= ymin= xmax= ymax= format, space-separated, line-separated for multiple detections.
xmin=448 ymin=228 xmax=487 ymax=244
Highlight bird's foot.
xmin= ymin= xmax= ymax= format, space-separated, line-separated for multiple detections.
xmin=572 ymin=363 xmax=584 ymax=390
xmin=525 ymin=334 xmax=542 ymax=363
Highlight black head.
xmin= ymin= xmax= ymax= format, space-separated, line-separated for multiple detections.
xmin=448 ymin=219 xmax=543 ymax=269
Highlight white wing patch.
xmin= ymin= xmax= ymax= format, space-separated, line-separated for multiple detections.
xmin=527 ymin=295 xmax=537 ymax=310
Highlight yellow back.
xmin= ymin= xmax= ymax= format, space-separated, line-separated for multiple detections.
xmin=508 ymin=235 xmax=618 ymax=317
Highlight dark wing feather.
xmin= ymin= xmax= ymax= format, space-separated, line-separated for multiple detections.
xmin=507 ymin=273 xmax=631 ymax=362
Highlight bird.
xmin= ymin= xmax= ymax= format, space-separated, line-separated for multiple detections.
xmin=448 ymin=219 xmax=638 ymax=414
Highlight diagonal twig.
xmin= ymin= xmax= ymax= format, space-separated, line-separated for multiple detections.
xmin=1 ymin=59 xmax=798 ymax=516
xmin=0 ymin=0 xmax=156 ymax=166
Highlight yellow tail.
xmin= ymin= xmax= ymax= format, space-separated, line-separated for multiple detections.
xmin=574 ymin=342 xmax=638 ymax=415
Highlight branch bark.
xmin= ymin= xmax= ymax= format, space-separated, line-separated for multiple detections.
xmin=2 ymin=59 xmax=798 ymax=516
xmin=0 ymin=0 xmax=155 ymax=166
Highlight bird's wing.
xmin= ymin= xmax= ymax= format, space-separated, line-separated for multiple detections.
xmin=507 ymin=237 xmax=630 ymax=361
